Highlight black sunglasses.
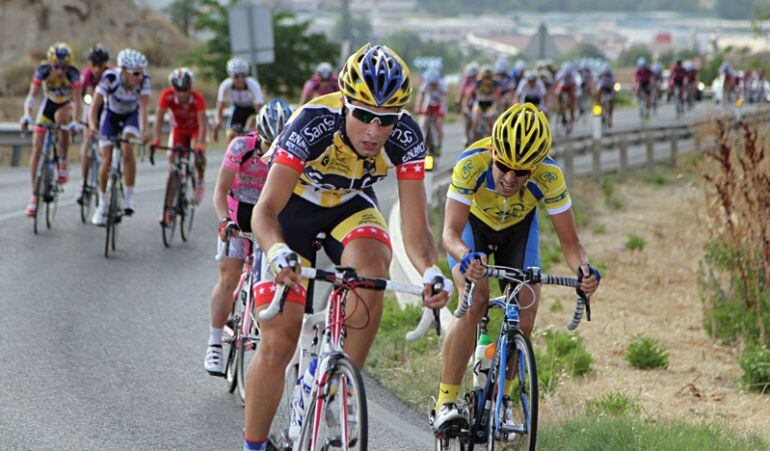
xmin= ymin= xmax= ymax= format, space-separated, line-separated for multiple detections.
xmin=493 ymin=159 xmax=531 ymax=177
xmin=345 ymin=99 xmax=401 ymax=127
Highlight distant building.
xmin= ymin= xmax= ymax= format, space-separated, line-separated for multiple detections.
xmin=466 ymin=23 xmax=575 ymax=60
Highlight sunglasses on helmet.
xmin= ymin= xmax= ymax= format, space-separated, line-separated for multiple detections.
xmin=492 ymin=158 xmax=532 ymax=177
xmin=344 ymin=98 xmax=401 ymax=127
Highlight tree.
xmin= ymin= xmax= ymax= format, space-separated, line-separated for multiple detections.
xmin=186 ymin=5 xmax=337 ymax=99
xmin=617 ymin=44 xmax=653 ymax=68
xmin=332 ymin=14 xmax=373 ymax=49
xmin=383 ymin=29 xmax=464 ymax=74
xmin=715 ymin=0 xmax=757 ymax=20
xmin=165 ymin=0 xmax=198 ymax=36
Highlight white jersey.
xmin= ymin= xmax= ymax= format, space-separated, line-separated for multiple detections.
xmin=96 ymin=69 xmax=151 ymax=115
xmin=217 ymin=77 xmax=264 ymax=107
xmin=516 ymin=79 xmax=547 ymax=101
xmin=418 ymin=80 xmax=447 ymax=111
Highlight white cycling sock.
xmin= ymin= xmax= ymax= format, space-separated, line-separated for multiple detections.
xmin=98 ymin=191 xmax=105 ymax=209
xmin=209 ymin=327 xmax=223 ymax=346
xmin=125 ymin=186 xmax=134 ymax=203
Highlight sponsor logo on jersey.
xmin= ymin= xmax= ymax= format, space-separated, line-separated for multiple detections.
xmin=544 ymin=190 xmax=567 ymax=204
xmin=300 ymin=114 xmax=336 ymax=145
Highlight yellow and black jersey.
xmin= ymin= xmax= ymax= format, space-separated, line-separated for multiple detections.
xmin=447 ymin=137 xmax=571 ymax=231
xmin=32 ymin=63 xmax=81 ymax=103
xmin=272 ymin=93 xmax=426 ymax=207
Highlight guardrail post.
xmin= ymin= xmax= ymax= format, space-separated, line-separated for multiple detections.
xmin=563 ymin=142 xmax=574 ymax=188
xmin=646 ymin=133 xmax=654 ymax=171
xmin=619 ymin=137 xmax=628 ymax=178
xmin=591 ymin=139 xmax=601 ymax=179
xmin=693 ymin=130 xmax=701 ymax=154
xmin=670 ymin=132 xmax=678 ymax=166
xmin=11 ymin=145 xmax=22 ymax=167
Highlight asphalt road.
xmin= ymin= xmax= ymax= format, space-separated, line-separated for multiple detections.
xmin=0 ymin=100 xmax=742 ymax=450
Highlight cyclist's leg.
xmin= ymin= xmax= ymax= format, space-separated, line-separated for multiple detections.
xmin=436 ymin=220 xmax=489 ymax=412
xmin=122 ymin=112 xmax=141 ymax=210
xmin=53 ymin=101 xmax=73 ymax=170
xmin=326 ymin=198 xmax=393 ymax=369
xmin=29 ymin=101 xmax=55 ymax=188
xmin=435 ymin=114 xmax=444 ymax=152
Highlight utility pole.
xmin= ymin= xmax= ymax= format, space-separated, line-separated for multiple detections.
xmin=340 ymin=0 xmax=351 ymax=66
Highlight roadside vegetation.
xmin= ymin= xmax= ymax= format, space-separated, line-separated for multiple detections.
xmin=368 ymin=142 xmax=770 ymax=444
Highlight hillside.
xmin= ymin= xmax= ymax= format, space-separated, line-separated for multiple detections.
xmin=0 ymin=0 xmax=195 ymax=95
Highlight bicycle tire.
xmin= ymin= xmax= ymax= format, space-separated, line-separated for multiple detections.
xmin=503 ymin=331 xmax=538 ymax=451
xmin=105 ymin=174 xmax=119 ymax=257
xmin=236 ymin=286 xmax=258 ymax=406
xmin=45 ymin=182 xmax=58 ymax=229
xmin=298 ymin=355 xmax=368 ymax=451
xmin=224 ymin=298 xmax=239 ymax=394
xmin=161 ymin=171 xmax=179 ymax=248
xmin=32 ymin=156 xmax=47 ymax=235
xmin=80 ymin=154 xmax=97 ymax=223
xmin=179 ymin=171 xmax=195 ymax=242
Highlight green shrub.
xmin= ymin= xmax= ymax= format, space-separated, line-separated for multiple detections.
xmin=626 ymin=334 xmax=669 ymax=370
xmin=626 ymin=234 xmax=646 ymax=251
xmin=564 ymin=347 xmax=594 ymax=376
xmin=638 ymin=170 xmax=669 ymax=185
xmin=540 ymin=329 xmax=594 ymax=377
xmin=540 ymin=240 xmax=562 ymax=273
xmin=543 ymin=329 xmax=581 ymax=357
xmin=549 ymin=299 xmax=563 ymax=313
xmin=739 ymin=346 xmax=770 ymax=393
xmin=535 ymin=348 xmax=560 ymax=394
xmin=593 ymin=224 xmax=607 ymax=234
xmin=585 ymin=392 xmax=640 ymax=417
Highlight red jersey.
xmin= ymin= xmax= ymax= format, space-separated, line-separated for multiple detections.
xmin=158 ymin=88 xmax=206 ymax=131
xmin=635 ymin=67 xmax=653 ymax=86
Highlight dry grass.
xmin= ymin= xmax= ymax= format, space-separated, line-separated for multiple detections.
xmin=534 ymin=156 xmax=770 ymax=440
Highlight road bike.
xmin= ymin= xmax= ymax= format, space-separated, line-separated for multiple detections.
xmin=27 ymin=123 xmax=68 ymax=234
xmin=599 ymin=90 xmax=614 ymax=130
xmin=267 ymin=265 xmax=432 ymax=451
xmin=217 ymin=230 xmax=259 ymax=405
xmin=674 ymin=84 xmax=686 ymax=118
xmin=556 ymin=91 xmax=574 ymax=135
xmin=78 ymin=126 xmax=100 ymax=223
xmin=434 ymin=265 xmax=590 ymax=451
xmin=97 ymin=135 xmax=144 ymax=258
xmin=150 ymin=144 xmax=199 ymax=247
xmin=638 ymin=86 xmax=652 ymax=124
xmin=422 ymin=109 xmax=443 ymax=158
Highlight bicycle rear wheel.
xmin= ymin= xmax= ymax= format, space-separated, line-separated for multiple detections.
xmin=46 ymin=180 xmax=59 ymax=230
xmin=80 ymin=156 xmax=97 ymax=223
xmin=223 ymin=300 xmax=239 ymax=394
xmin=32 ymin=160 xmax=47 ymax=235
xmin=179 ymin=175 xmax=195 ymax=242
xmin=105 ymin=175 xmax=119 ymax=257
xmin=161 ymin=172 xmax=179 ymax=248
xmin=298 ymin=355 xmax=368 ymax=451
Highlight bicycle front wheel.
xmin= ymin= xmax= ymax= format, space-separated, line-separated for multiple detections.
xmin=179 ymin=176 xmax=195 ymax=242
xmin=80 ymin=157 xmax=95 ymax=223
xmin=46 ymin=180 xmax=58 ymax=229
xmin=298 ymin=356 xmax=368 ymax=451
xmin=162 ymin=172 xmax=179 ymax=247
xmin=105 ymin=176 xmax=119 ymax=257
xmin=32 ymin=163 xmax=46 ymax=235
xmin=504 ymin=331 xmax=538 ymax=451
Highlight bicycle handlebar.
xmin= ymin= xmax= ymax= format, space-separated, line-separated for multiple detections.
xmin=215 ymin=230 xmax=255 ymax=261
xmin=454 ymin=266 xmax=591 ymax=331
xmin=258 ymin=266 xmax=425 ymax=323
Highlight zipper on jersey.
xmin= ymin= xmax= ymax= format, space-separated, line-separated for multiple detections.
xmin=501 ymin=196 xmax=508 ymax=225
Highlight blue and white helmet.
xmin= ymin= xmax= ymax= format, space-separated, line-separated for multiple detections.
xmin=636 ymin=57 xmax=647 ymax=68
xmin=257 ymin=98 xmax=293 ymax=143
xmin=601 ymin=63 xmax=612 ymax=74
xmin=226 ymin=57 xmax=249 ymax=76
xmin=316 ymin=62 xmax=334 ymax=79
xmin=423 ymin=69 xmax=440 ymax=84
xmin=514 ymin=59 xmax=527 ymax=72
xmin=117 ymin=48 xmax=147 ymax=69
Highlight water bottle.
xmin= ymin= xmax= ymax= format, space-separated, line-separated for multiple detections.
xmin=472 ymin=333 xmax=493 ymax=389
xmin=289 ymin=357 xmax=317 ymax=439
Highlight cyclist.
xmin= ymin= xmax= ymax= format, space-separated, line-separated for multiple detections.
xmin=509 ymin=59 xmax=527 ymax=96
xmin=650 ymin=62 xmax=664 ymax=112
xmin=20 ymin=42 xmax=82 ymax=217
xmin=416 ymin=68 xmax=447 ymax=156
xmin=88 ymin=48 xmax=151 ymax=225
xmin=668 ymin=59 xmax=687 ymax=106
xmin=204 ymin=98 xmax=292 ymax=377
xmin=595 ymin=63 xmax=616 ymax=127
xmin=299 ymin=62 xmax=339 ymax=105
xmin=635 ymin=57 xmax=654 ymax=117
xmin=577 ymin=61 xmax=594 ymax=116
xmin=683 ymin=60 xmax=698 ymax=107
xmin=514 ymin=71 xmax=547 ymax=109
xmin=494 ymin=58 xmax=514 ymax=111
xmin=555 ymin=62 xmax=579 ymax=130
xmin=458 ymin=62 xmax=480 ymax=145
xmin=719 ymin=62 xmax=736 ymax=102
xmin=470 ymin=66 xmax=500 ymax=142
xmin=242 ymin=43 xmax=452 ymax=451
xmin=152 ymin=67 xmax=208 ymax=217
xmin=77 ymin=44 xmax=110 ymax=206
xmin=432 ymin=103 xmax=601 ymax=433
xmin=213 ymin=57 xmax=264 ymax=142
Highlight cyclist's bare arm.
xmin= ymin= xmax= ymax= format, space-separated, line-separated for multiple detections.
xmin=72 ymin=85 xmax=82 ymax=123
xmin=442 ymin=197 xmax=486 ymax=283
xmin=213 ymin=101 xmax=225 ymax=141
xmin=152 ymin=106 xmax=167 ymax=144
xmin=139 ymin=95 xmax=149 ymax=141
xmin=89 ymin=92 xmax=105 ymax=134
xmin=22 ymin=83 xmax=40 ymax=121
xmin=196 ymin=110 xmax=208 ymax=143
xmin=549 ymin=208 xmax=598 ymax=294
xmin=251 ymin=163 xmax=302 ymax=285
xmin=398 ymin=178 xmax=448 ymax=308
xmin=212 ymin=165 xmax=235 ymax=221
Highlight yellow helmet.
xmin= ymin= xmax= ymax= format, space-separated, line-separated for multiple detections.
xmin=338 ymin=43 xmax=412 ymax=108
xmin=491 ymin=103 xmax=552 ymax=170
xmin=47 ymin=42 xmax=72 ymax=65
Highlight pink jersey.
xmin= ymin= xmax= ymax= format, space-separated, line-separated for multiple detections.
xmin=221 ymin=132 xmax=268 ymax=220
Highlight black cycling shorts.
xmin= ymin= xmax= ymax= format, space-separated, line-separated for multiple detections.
xmin=228 ymin=105 xmax=257 ymax=131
